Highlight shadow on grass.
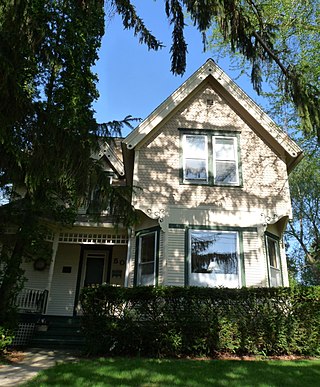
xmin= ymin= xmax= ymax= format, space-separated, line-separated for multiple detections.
xmin=24 ymin=358 xmax=320 ymax=387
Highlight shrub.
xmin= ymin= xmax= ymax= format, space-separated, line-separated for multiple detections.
xmin=0 ymin=326 xmax=14 ymax=354
xmin=80 ymin=286 xmax=320 ymax=357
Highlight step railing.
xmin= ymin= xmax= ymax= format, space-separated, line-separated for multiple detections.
xmin=15 ymin=288 xmax=48 ymax=313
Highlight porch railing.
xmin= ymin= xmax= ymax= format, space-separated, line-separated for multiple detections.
xmin=15 ymin=288 xmax=48 ymax=314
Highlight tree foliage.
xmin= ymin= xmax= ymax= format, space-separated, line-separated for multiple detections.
xmin=205 ymin=0 xmax=319 ymax=137
xmin=107 ymin=0 xmax=319 ymax=142
xmin=286 ymin=141 xmax=320 ymax=284
xmin=162 ymin=0 xmax=320 ymax=142
xmin=0 ymin=0 xmax=138 ymax=325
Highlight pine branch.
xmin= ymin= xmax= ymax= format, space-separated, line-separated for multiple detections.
xmin=112 ymin=0 xmax=163 ymax=50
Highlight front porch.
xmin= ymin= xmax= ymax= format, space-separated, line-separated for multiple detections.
xmin=12 ymin=227 xmax=129 ymax=347
xmin=19 ymin=227 xmax=129 ymax=317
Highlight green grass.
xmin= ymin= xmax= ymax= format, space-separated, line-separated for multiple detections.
xmin=23 ymin=357 xmax=320 ymax=387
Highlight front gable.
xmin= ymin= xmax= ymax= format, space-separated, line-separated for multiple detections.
xmin=123 ymin=59 xmax=302 ymax=172
xmin=125 ymin=79 xmax=296 ymax=225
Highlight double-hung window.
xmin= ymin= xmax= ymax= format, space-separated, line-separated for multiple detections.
xmin=182 ymin=132 xmax=240 ymax=186
xmin=137 ymin=231 xmax=157 ymax=286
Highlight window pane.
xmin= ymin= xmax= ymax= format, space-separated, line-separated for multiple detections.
xmin=138 ymin=232 xmax=156 ymax=286
xmin=185 ymin=135 xmax=206 ymax=157
xmin=185 ymin=159 xmax=207 ymax=180
xmin=215 ymin=161 xmax=237 ymax=184
xmin=184 ymin=135 xmax=208 ymax=181
xmin=267 ymin=237 xmax=278 ymax=268
xmin=215 ymin=138 xmax=235 ymax=160
xmin=140 ymin=233 xmax=155 ymax=263
xmin=191 ymin=231 xmax=238 ymax=274
xmin=141 ymin=262 xmax=154 ymax=275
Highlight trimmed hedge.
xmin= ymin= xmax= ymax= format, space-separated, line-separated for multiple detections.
xmin=80 ymin=286 xmax=320 ymax=357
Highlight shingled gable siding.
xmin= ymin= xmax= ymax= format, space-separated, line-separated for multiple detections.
xmin=132 ymin=84 xmax=291 ymax=217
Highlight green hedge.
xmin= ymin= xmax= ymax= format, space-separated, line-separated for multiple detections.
xmin=80 ymin=286 xmax=320 ymax=357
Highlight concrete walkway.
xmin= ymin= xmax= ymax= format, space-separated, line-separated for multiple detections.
xmin=0 ymin=348 xmax=80 ymax=386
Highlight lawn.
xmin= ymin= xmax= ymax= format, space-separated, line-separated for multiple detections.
xmin=23 ymin=357 xmax=320 ymax=387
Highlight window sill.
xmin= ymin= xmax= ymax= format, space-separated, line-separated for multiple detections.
xmin=180 ymin=181 xmax=243 ymax=188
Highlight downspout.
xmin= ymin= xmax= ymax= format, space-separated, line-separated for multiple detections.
xmin=45 ymin=232 xmax=59 ymax=314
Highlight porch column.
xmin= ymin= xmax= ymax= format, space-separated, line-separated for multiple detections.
xmin=45 ymin=232 xmax=59 ymax=314
xmin=124 ymin=229 xmax=132 ymax=287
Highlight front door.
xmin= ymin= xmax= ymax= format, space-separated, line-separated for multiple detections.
xmin=82 ymin=250 xmax=110 ymax=287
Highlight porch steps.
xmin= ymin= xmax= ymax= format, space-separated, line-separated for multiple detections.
xmin=29 ymin=316 xmax=85 ymax=349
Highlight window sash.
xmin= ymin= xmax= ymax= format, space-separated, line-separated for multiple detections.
xmin=182 ymin=133 xmax=239 ymax=185
xmin=214 ymin=137 xmax=238 ymax=185
xmin=183 ymin=135 xmax=208 ymax=182
xmin=266 ymin=235 xmax=282 ymax=287
xmin=266 ymin=236 xmax=279 ymax=269
xmin=190 ymin=230 xmax=239 ymax=275
xmin=138 ymin=232 xmax=157 ymax=286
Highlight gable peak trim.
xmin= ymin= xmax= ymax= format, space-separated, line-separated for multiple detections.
xmin=123 ymin=59 xmax=302 ymax=164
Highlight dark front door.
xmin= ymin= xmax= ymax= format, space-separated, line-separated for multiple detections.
xmin=82 ymin=250 xmax=109 ymax=287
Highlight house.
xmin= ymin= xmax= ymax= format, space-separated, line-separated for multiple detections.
xmin=16 ymin=59 xmax=303 ymax=319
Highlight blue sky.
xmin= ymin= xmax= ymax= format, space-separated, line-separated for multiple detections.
xmin=93 ymin=1 xmax=267 ymax=137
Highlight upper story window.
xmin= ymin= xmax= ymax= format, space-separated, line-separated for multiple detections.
xmin=182 ymin=132 xmax=240 ymax=186
xmin=184 ymin=135 xmax=208 ymax=182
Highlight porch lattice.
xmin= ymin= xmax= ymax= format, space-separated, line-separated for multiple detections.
xmin=58 ymin=232 xmax=128 ymax=245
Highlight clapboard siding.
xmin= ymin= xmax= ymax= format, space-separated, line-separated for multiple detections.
xmin=279 ymin=242 xmax=289 ymax=286
xmin=158 ymin=230 xmax=165 ymax=284
xmin=21 ymin=260 xmax=50 ymax=290
xmin=110 ymin=245 xmax=127 ymax=286
xmin=243 ymin=232 xmax=268 ymax=287
xmin=166 ymin=228 xmax=185 ymax=286
xmin=127 ymin=237 xmax=136 ymax=287
xmin=47 ymin=244 xmax=80 ymax=316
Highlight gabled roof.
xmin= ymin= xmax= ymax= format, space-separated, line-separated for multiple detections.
xmin=92 ymin=139 xmax=125 ymax=177
xmin=98 ymin=141 xmax=125 ymax=177
xmin=123 ymin=59 xmax=303 ymax=172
